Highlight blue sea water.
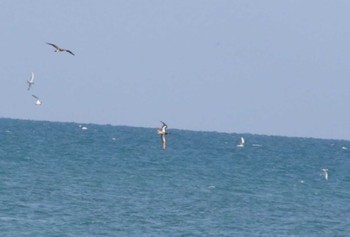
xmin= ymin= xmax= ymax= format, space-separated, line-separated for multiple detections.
xmin=0 ymin=118 xmax=350 ymax=236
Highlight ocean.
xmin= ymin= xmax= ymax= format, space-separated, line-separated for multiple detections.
xmin=0 ymin=118 xmax=349 ymax=236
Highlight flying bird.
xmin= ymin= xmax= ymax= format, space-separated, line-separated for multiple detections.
xmin=27 ymin=72 xmax=35 ymax=90
xmin=157 ymin=121 xmax=168 ymax=150
xmin=32 ymin=95 xmax=42 ymax=105
xmin=46 ymin=42 xmax=75 ymax=56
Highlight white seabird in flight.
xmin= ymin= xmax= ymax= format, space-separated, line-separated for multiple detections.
xmin=27 ymin=72 xmax=35 ymax=90
xmin=157 ymin=121 xmax=168 ymax=150
xmin=46 ymin=42 xmax=75 ymax=56
xmin=32 ymin=95 xmax=42 ymax=105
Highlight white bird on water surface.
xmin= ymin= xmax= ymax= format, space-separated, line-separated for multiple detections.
xmin=237 ymin=137 xmax=245 ymax=147
xmin=27 ymin=72 xmax=35 ymax=90
xmin=157 ymin=121 xmax=168 ymax=150
xmin=322 ymin=168 xmax=328 ymax=180
xmin=32 ymin=95 xmax=42 ymax=105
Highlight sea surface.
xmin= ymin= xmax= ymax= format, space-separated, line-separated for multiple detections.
xmin=0 ymin=118 xmax=349 ymax=236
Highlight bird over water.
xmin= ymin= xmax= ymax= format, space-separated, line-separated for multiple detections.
xmin=27 ymin=72 xmax=35 ymax=90
xmin=46 ymin=42 xmax=75 ymax=56
xmin=322 ymin=168 xmax=329 ymax=180
xmin=32 ymin=95 xmax=42 ymax=105
xmin=157 ymin=121 xmax=168 ymax=150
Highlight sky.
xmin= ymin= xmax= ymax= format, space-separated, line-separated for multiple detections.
xmin=1 ymin=0 xmax=350 ymax=140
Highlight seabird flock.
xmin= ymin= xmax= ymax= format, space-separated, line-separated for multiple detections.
xmin=27 ymin=42 xmax=171 ymax=150
xmin=23 ymin=42 xmax=339 ymax=171
xmin=26 ymin=43 xmax=75 ymax=106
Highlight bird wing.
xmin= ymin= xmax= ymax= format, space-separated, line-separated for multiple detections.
xmin=65 ymin=50 xmax=75 ymax=56
xmin=160 ymin=121 xmax=168 ymax=130
xmin=32 ymin=94 xmax=39 ymax=99
xmin=46 ymin=42 xmax=59 ymax=49
xmin=29 ymin=72 xmax=34 ymax=83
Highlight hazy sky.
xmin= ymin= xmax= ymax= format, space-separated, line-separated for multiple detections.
xmin=1 ymin=0 xmax=350 ymax=140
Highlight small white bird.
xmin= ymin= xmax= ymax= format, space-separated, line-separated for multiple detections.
xmin=32 ymin=95 xmax=42 ymax=105
xmin=46 ymin=42 xmax=75 ymax=56
xmin=237 ymin=137 xmax=245 ymax=147
xmin=322 ymin=168 xmax=329 ymax=180
xmin=157 ymin=121 xmax=168 ymax=150
xmin=27 ymin=72 xmax=35 ymax=90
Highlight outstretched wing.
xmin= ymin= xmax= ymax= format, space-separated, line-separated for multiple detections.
xmin=65 ymin=49 xmax=75 ymax=56
xmin=46 ymin=42 xmax=59 ymax=49
xmin=160 ymin=121 xmax=168 ymax=130
xmin=30 ymin=72 xmax=34 ymax=82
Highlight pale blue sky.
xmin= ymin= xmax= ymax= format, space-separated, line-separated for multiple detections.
xmin=1 ymin=0 xmax=350 ymax=140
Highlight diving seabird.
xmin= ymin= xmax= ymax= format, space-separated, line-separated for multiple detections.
xmin=157 ymin=121 xmax=168 ymax=150
xmin=46 ymin=42 xmax=75 ymax=56
xmin=32 ymin=95 xmax=42 ymax=105
xmin=237 ymin=137 xmax=245 ymax=147
xmin=322 ymin=168 xmax=328 ymax=180
xmin=27 ymin=72 xmax=35 ymax=90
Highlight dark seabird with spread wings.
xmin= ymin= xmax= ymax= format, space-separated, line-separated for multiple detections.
xmin=157 ymin=121 xmax=169 ymax=150
xmin=46 ymin=42 xmax=75 ymax=56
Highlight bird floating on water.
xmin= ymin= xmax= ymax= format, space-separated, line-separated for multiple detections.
xmin=157 ymin=121 xmax=168 ymax=150
xmin=237 ymin=137 xmax=245 ymax=147
xmin=46 ymin=42 xmax=75 ymax=56
xmin=27 ymin=72 xmax=35 ymax=90
xmin=322 ymin=168 xmax=328 ymax=180
xmin=78 ymin=125 xmax=88 ymax=130
xmin=32 ymin=95 xmax=42 ymax=105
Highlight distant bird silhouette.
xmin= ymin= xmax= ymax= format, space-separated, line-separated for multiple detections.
xmin=157 ymin=121 xmax=168 ymax=150
xmin=27 ymin=72 xmax=35 ymax=90
xmin=46 ymin=42 xmax=75 ymax=56
xmin=32 ymin=95 xmax=42 ymax=105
